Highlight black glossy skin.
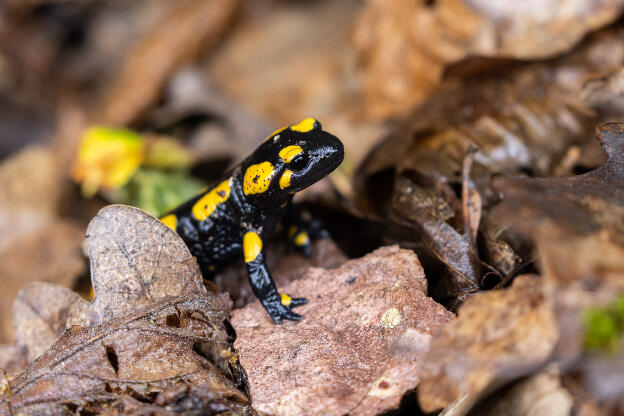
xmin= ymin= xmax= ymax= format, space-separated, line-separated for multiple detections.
xmin=161 ymin=119 xmax=344 ymax=323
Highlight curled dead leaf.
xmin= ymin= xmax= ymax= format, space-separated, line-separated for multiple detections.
xmin=0 ymin=205 xmax=207 ymax=373
xmin=418 ymin=275 xmax=558 ymax=413
xmin=491 ymin=124 xmax=624 ymax=407
xmin=0 ymin=296 xmax=249 ymax=415
xmin=353 ymin=0 xmax=624 ymax=118
xmin=389 ymin=174 xmax=493 ymax=307
xmin=95 ymin=0 xmax=242 ymax=126
xmin=0 ymin=204 xmax=249 ymax=413
xmin=355 ymin=27 xmax=624 ymax=308
xmin=469 ymin=367 xmax=573 ymax=416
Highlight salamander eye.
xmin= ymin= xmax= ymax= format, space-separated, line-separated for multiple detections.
xmin=290 ymin=154 xmax=308 ymax=171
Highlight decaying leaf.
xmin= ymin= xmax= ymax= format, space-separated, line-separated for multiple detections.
xmin=418 ymin=275 xmax=558 ymax=412
xmin=492 ymin=123 xmax=624 ymax=405
xmin=581 ymin=67 xmax=624 ymax=115
xmin=492 ymin=123 xmax=624 ymax=351
xmin=0 ymin=205 xmax=250 ymax=414
xmin=95 ymin=0 xmax=241 ymax=126
xmin=357 ymin=27 xmax=624 ymax=192
xmin=469 ymin=367 xmax=573 ymax=416
xmin=353 ymin=0 xmax=624 ymax=118
xmin=389 ymin=175 xmax=485 ymax=304
xmin=0 ymin=205 xmax=207 ymax=373
xmin=491 ymin=123 xmax=624 ymax=249
xmin=355 ymin=26 xmax=624 ymax=308
xmin=231 ymin=246 xmax=454 ymax=416
xmin=208 ymin=0 xmax=358 ymax=125
xmin=0 ymin=296 xmax=249 ymax=415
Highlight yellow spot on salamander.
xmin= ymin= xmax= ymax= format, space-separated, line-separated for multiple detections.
xmin=381 ymin=308 xmax=401 ymax=328
xmin=264 ymin=125 xmax=288 ymax=142
xmin=192 ymin=179 xmax=231 ymax=221
xmin=244 ymin=162 xmax=275 ymax=195
xmin=291 ymin=118 xmax=318 ymax=133
xmin=160 ymin=214 xmax=177 ymax=231
xmin=279 ymin=145 xmax=303 ymax=163
xmin=294 ymin=231 xmax=310 ymax=247
xmin=243 ymin=232 xmax=263 ymax=263
xmin=279 ymin=169 xmax=293 ymax=189
xmin=281 ymin=294 xmax=292 ymax=306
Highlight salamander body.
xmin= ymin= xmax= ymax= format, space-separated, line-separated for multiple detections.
xmin=160 ymin=118 xmax=344 ymax=323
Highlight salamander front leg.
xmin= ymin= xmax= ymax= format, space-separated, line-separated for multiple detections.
xmin=243 ymin=231 xmax=307 ymax=323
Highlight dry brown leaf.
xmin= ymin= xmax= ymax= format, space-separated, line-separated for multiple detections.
xmin=355 ymin=27 xmax=624 ymax=307
xmin=485 ymin=121 xmax=624 ymax=408
xmin=492 ymin=123 xmax=624 ymax=247
xmin=418 ymin=275 xmax=558 ymax=413
xmin=208 ymin=0 xmax=358 ymax=125
xmin=0 ymin=296 xmax=250 ymax=415
xmin=357 ymin=27 xmax=624 ymax=193
xmin=469 ymin=367 xmax=573 ymax=416
xmin=95 ymin=0 xmax=241 ymax=126
xmin=581 ymin=67 xmax=624 ymax=114
xmin=0 ymin=205 xmax=207 ymax=374
xmin=389 ymin=175 xmax=485 ymax=304
xmin=0 ymin=204 xmax=249 ymax=414
xmin=353 ymin=0 xmax=624 ymax=118
xmin=231 ymin=246 xmax=454 ymax=416
xmin=491 ymin=124 xmax=624 ymax=351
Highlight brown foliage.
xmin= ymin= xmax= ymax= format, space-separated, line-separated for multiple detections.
xmin=0 ymin=206 xmax=249 ymax=414
xmin=353 ymin=0 xmax=624 ymax=118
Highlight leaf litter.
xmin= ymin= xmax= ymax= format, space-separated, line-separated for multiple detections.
xmin=0 ymin=205 xmax=250 ymax=415
xmin=4 ymin=0 xmax=624 ymax=414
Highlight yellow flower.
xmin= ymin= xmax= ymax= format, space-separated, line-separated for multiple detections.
xmin=72 ymin=126 xmax=145 ymax=197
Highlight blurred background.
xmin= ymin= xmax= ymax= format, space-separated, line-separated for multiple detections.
xmin=2 ymin=0 xmax=624 ymax=376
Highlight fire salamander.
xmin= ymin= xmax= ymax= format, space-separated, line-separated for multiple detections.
xmin=160 ymin=118 xmax=344 ymax=323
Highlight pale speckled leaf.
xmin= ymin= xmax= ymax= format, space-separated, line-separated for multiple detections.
xmin=87 ymin=204 xmax=206 ymax=323
xmin=0 ymin=205 xmax=207 ymax=374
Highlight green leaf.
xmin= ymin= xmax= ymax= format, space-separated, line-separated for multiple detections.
xmin=104 ymin=168 xmax=205 ymax=217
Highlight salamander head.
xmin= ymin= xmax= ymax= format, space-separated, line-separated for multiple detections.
xmin=241 ymin=118 xmax=344 ymax=209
